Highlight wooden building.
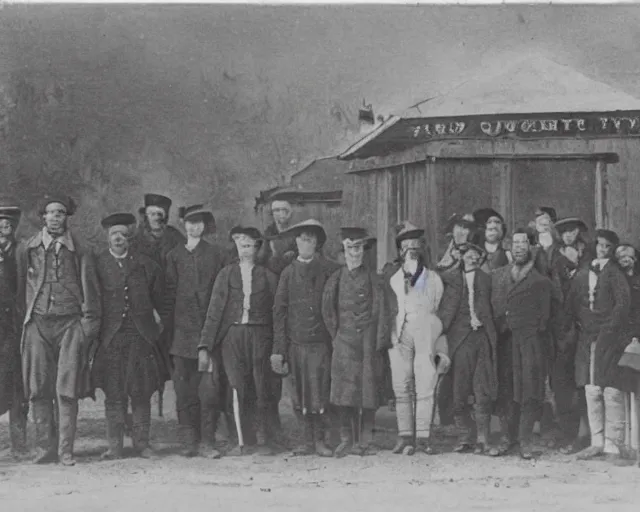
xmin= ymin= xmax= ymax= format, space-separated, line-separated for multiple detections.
xmin=339 ymin=56 xmax=640 ymax=271
xmin=254 ymin=157 xmax=350 ymax=261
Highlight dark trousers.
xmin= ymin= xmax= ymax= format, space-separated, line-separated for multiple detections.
xmin=337 ymin=406 xmax=376 ymax=446
xmin=172 ymin=356 xmax=222 ymax=447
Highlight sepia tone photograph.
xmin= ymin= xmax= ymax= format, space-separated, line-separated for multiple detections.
xmin=2 ymin=3 xmax=640 ymax=510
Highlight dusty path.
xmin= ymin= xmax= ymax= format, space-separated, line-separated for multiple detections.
xmin=1 ymin=384 xmax=639 ymax=512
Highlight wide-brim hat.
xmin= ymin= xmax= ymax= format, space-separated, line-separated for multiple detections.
xmin=555 ymin=217 xmax=588 ymax=234
xmin=39 ymin=194 xmax=77 ymax=216
xmin=395 ymin=221 xmax=425 ymax=247
xmin=595 ymin=228 xmax=620 ymax=247
xmin=229 ymin=225 xmax=263 ymax=246
xmin=444 ymin=213 xmax=476 ymax=234
xmin=179 ymin=204 xmax=215 ymax=230
xmin=535 ymin=206 xmax=557 ymax=224
xmin=267 ymin=187 xmax=301 ymax=205
xmin=619 ymin=339 xmax=640 ymax=372
xmin=280 ymin=219 xmax=327 ymax=249
xmin=473 ymin=208 xmax=504 ymax=227
xmin=143 ymin=193 xmax=172 ymax=215
xmin=101 ymin=213 xmax=137 ymax=230
xmin=340 ymin=227 xmax=376 ymax=249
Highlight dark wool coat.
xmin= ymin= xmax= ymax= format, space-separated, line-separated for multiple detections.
xmin=492 ymin=262 xmax=552 ymax=404
xmin=163 ymin=240 xmax=227 ymax=359
xmin=322 ymin=265 xmax=388 ymax=410
xmin=16 ymin=231 xmax=101 ymax=400
xmin=439 ymin=269 xmax=498 ymax=400
xmin=197 ymin=263 xmax=278 ymax=352
xmin=94 ymin=250 xmax=163 ymax=350
xmin=0 ymin=241 xmax=23 ymax=416
xmin=566 ymin=262 xmax=630 ymax=389
xmin=272 ymin=257 xmax=340 ymax=413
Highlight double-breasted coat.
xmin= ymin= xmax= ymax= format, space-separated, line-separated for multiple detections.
xmin=91 ymin=250 xmax=165 ymax=399
xmin=565 ymin=261 xmax=630 ymax=389
xmin=491 ymin=261 xmax=552 ymax=404
xmin=322 ymin=265 xmax=388 ymax=410
xmin=16 ymin=231 xmax=101 ymax=400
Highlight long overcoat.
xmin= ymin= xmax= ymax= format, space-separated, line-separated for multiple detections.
xmin=491 ymin=262 xmax=552 ymax=404
xmin=16 ymin=231 xmax=101 ymax=400
xmin=321 ymin=265 xmax=388 ymax=410
xmin=439 ymin=269 xmax=498 ymax=401
xmin=565 ymin=262 xmax=630 ymax=389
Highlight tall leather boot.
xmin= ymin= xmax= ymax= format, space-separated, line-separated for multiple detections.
xmin=577 ymin=385 xmax=605 ymax=460
xmin=102 ymin=402 xmax=125 ymax=460
xmin=474 ymin=411 xmax=492 ymax=455
xmin=453 ymin=409 xmax=474 ymax=453
xmin=9 ymin=399 xmax=28 ymax=458
xmin=57 ymin=396 xmax=78 ymax=466
xmin=603 ymin=387 xmax=627 ymax=458
xmin=313 ymin=414 xmax=333 ymax=457
xmin=334 ymin=407 xmax=353 ymax=458
xmin=353 ymin=409 xmax=378 ymax=456
xmin=32 ymin=400 xmax=58 ymax=464
xmin=292 ymin=413 xmax=314 ymax=456
xmin=199 ymin=407 xmax=222 ymax=459
xmin=254 ymin=408 xmax=274 ymax=456
xmin=519 ymin=400 xmax=539 ymax=460
xmin=177 ymin=405 xmax=199 ymax=457
xmin=131 ymin=401 xmax=154 ymax=458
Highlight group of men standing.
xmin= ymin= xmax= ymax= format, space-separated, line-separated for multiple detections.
xmin=1 ymin=191 xmax=639 ymax=467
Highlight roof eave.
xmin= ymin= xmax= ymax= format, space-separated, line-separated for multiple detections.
xmin=338 ymin=116 xmax=402 ymax=161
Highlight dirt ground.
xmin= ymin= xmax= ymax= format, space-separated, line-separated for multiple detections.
xmin=1 ymin=383 xmax=640 ymax=512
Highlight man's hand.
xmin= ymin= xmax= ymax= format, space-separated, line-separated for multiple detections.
xmin=435 ymin=352 xmax=451 ymax=375
xmin=153 ymin=309 xmax=164 ymax=333
xmin=198 ymin=348 xmax=211 ymax=372
xmin=270 ymin=354 xmax=287 ymax=375
xmin=561 ymin=246 xmax=579 ymax=265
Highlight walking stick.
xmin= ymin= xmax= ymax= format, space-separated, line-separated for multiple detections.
xmin=428 ymin=374 xmax=443 ymax=447
xmin=158 ymin=383 xmax=164 ymax=418
xmin=232 ymin=388 xmax=244 ymax=451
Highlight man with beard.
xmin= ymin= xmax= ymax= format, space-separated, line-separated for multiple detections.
xmin=198 ymin=226 xmax=278 ymax=456
xmin=17 ymin=195 xmax=101 ymax=466
xmin=380 ymin=222 xmax=450 ymax=456
xmin=322 ymin=227 xmax=387 ymax=457
xmin=0 ymin=199 xmax=28 ymax=459
xmin=437 ymin=214 xmax=476 ymax=273
xmin=473 ymin=208 xmax=512 ymax=272
xmin=271 ymin=219 xmax=339 ymax=457
xmin=92 ymin=213 xmax=164 ymax=460
xmin=439 ymin=231 xmax=498 ymax=455
xmin=131 ymin=194 xmax=185 ymax=421
xmin=163 ymin=205 xmax=227 ymax=458
xmin=565 ymin=229 xmax=630 ymax=461
xmin=490 ymin=228 xmax=552 ymax=459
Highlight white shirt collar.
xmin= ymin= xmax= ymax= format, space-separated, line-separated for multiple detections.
xmin=42 ymin=228 xmax=75 ymax=253
xmin=110 ymin=249 xmax=128 ymax=260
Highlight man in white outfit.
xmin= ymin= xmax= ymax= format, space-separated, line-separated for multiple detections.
xmin=382 ymin=221 xmax=450 ymax=455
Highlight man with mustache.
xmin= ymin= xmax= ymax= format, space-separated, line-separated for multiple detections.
xmin=0 ymin=199 xmax=28 ymax=459
xmin=565 ymin=229 xmax=630 ymax=461
xmin=381 ymin=222 xmax=450 ymax=456
xmin=92 ymin=213 xmax=164 ymax=460
xmin=473 ymin=208 xmax=512 ymax=273
xmin=439 ymin=231 xmax=498 ymax=455
xmin=490 ymin=228 xmax=552 ymax=459
xmin=322 ymin=227 xmax=387 ymax=457
xmin=17 ymin=195 xmax=101 ymax=466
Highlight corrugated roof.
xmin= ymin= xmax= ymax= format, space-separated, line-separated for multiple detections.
xmin=401 ymin=56 xmax=640 ymax=118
